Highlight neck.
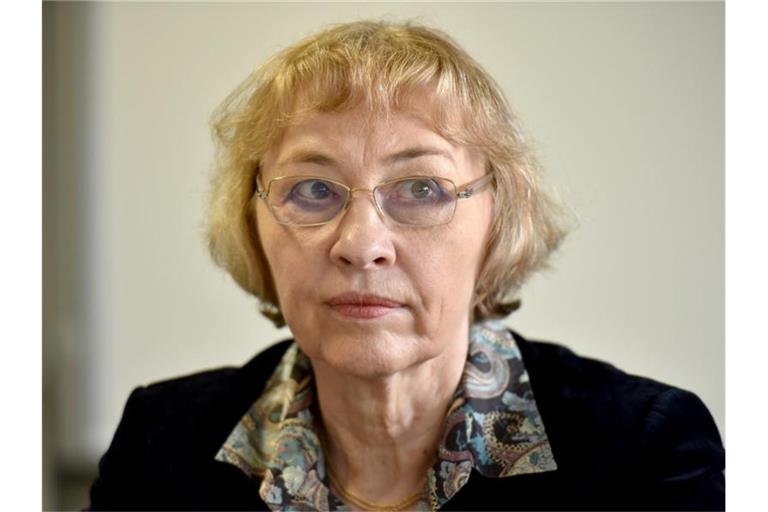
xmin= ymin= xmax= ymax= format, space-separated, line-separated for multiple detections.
xmin=312 ymin=333 xmax=468 ymax=506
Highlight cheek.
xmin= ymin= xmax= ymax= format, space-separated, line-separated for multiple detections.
xmin=404 ymin=226 xmax=488 ymax=324
xmin=440 ymin=207 xmax=493 ymax=304
xmin=256 ymin=214 xmax=324 ymax=309
xmin=258 ymin=235 xmax=355 ymax=354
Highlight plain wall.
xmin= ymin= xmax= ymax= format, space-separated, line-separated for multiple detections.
xmin=43 ymin=2 xmax=724 ymax=509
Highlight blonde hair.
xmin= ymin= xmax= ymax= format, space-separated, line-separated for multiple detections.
xmin=207 ymin=21 xmax=567 ymax=327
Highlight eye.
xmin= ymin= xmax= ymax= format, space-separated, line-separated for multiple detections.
xmin=409 ymin=180 xmax=434 ymax=199
xmin=281 ymin=178 xmax=345 ymax=213
xmin=293 ymin=179 xmax=334 ymax=200
xmin=389 ymin=178 xmax=449 ymax=203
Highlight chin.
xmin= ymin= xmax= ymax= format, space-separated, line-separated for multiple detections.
xmin=317 ymin=334 xmax=430 ymax=379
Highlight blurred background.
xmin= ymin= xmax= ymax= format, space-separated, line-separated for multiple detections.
xmin=43 ymin=2 xmax=724 ymax=510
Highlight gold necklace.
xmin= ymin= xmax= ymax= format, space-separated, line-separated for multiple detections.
xmin=326 ymin=460 xmax=424 ymax=511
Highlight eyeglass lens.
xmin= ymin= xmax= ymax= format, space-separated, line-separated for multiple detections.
xmin=266 ymin=176 xmax=458 ymax=226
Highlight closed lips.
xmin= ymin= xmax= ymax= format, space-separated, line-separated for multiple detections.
xmin=327 ymin=294 xmax=404 ymax=307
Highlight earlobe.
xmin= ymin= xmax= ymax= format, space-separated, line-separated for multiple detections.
xmin=258 ymin=300 xmax=284 ymax=326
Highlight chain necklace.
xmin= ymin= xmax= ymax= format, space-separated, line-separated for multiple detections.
xmin=326 ymin=459 xmax=424 ymax=511
xmin=320 ymin=431 xmax=425 ymax=511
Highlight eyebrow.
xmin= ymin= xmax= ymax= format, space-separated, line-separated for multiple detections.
xmin=278 ymin=145 xmax=455 ymax=169
xmin=384 ymin=146 xmax=455 ymax=165
xmin=277 ymin=150 xmax=337 ymax=168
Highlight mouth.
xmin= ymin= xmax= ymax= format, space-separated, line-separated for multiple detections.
xmin=326 ymin=293 xmax=405 ymax=319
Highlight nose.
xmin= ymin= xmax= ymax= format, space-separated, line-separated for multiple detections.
xmin=329 ymin=190 xmax=396 ymax=270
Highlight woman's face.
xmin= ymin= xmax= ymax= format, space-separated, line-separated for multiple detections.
xmin=257 ymin=105 xmax=494 ymax=378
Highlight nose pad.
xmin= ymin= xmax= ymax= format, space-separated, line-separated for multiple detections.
xmin=342 ymin=188 xmax=386 ymax=221
xmin=330 ymin=189 xmax=395 ymax=270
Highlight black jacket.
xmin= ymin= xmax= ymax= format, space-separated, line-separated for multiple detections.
xmin=89 ymin=333 xmax=725 ymax=511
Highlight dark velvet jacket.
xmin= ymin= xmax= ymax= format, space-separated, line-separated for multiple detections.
xmin=89 ymin=333 xmax=725 ymax=511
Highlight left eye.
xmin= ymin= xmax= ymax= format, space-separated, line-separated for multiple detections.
xmin=408 ymin=180 xmax=434 ymax=199
xmin=394 ymin=179 xmax=444 ymax=201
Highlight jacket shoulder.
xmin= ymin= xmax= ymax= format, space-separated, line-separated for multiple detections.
xmin=89 ymin=339 xmax=293 ymax=510
xmin=511 ymin=332 xmax=724 ymax=510
xmin=515 ymin=333 xmax=666 ymax=389
xmin=513 ymin=331 xmax=716 ymax=442
xmin=135 ymin=338 xmax=293 ymax=420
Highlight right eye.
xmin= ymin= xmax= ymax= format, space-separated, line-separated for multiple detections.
xmin=293 ymin=179 xmax=334 ymax=200
xmin=284 ymin=179 xmax=343 ymax=211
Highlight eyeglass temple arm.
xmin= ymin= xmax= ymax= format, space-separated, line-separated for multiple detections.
xmin=456 ymin=173 xmax=493 ymax=199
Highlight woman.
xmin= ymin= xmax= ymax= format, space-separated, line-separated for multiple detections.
xmin=89 ymin=21 xmax=724 ymax=511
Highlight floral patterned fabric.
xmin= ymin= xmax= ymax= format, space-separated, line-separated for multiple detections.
xmin=215 ymin=320 xmax=557 ymax=510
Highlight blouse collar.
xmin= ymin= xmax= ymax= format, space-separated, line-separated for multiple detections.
xmin=215 ymin=320 xmax=557 ymax=510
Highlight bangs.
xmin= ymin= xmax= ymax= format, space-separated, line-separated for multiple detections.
xmin=263 ymin=22 xmax=494 ymax=148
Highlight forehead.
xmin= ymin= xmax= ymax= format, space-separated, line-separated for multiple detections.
xmin=261 ymin=103 xmax=484 ymax=180
xmin=281 ymin=108 xmax=451 ymax=153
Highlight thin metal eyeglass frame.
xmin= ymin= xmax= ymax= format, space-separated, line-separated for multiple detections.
xmin=254 ymin=173 xmax=494 ymax=227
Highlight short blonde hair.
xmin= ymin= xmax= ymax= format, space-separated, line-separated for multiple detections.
xmin=207 ymin=21 xmax=567 ymax=327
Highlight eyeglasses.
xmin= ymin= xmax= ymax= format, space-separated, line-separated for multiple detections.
xmin=254 ymin=173 xmax=493 ymax=227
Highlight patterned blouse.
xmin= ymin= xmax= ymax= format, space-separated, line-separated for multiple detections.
xmin=215 ymin=320 xmax=558 ymax=510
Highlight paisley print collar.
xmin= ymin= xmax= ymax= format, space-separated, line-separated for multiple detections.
xmin=215 ymin=320 xmax=557 ymax=510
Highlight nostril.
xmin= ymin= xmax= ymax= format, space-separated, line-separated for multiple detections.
xmin=328 ymin=212 xmax=397 ymax=269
